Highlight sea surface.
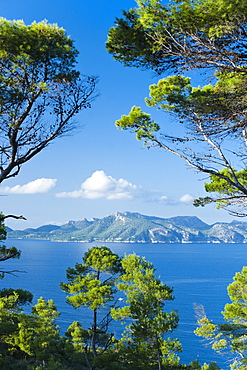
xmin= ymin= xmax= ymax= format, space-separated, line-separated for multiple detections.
xmin=3 ymin=239 xmax=247 ymax=369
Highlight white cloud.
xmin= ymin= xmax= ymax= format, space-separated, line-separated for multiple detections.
xmin=56 ymin=171 xmax=140 ymax=200
xmin=179 ymin=194 xmax=194 ymax=204
xmin=55 ymin=170 xmax=195 ymax=206
xmin=1 ymin=178 xmax=57 ymax=194
xmin=157 ymin=193 xmax=194 ymax=205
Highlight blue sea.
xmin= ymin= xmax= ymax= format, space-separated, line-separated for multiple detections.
xmin=3 ymin=239 xmax=247 ymax=369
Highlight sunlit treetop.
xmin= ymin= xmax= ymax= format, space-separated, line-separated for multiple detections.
xmin=109 ymin=0 xmax=247 ymax=216
xmin=106 ymin=0 xmax=247 ymax=74
xmin=0 ymin=18 xmax=98 ymax=183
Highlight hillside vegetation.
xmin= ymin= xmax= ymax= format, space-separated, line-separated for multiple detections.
xmin=7 ymin=212 xmax=247 ymax=243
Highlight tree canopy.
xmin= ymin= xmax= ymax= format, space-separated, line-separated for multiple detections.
xmin=60 ymin=246 xmax=122 ymax=367
xmin=0 ymin=18 xmax=98 ymax=183
xmin=106 ymin=0 xmax=247 ymax=216
xmin=195 ymin=266 xmax=247 ymax=369
xmin=112 ymin=253 xmax=181 ymax=370
xmin=61 ymin=247 xmax=182 ymax=370
xmin=106 ymin=0 xmax=247 ymax=74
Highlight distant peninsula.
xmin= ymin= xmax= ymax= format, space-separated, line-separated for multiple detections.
xmin=6 ymin=211 xmax=247 ymax=243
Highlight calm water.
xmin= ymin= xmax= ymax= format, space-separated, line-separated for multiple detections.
xmin=3 ymin=239 xmax=247 ymax=368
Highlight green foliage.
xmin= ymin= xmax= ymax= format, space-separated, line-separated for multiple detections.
xmin=107 ymin=0 xmax=247 ymax=73
xmin=0 ymin=246 xmax=190 ymax=369
xmin=0 ymin=18 xmax=77 ymax=80
xmin=116 ymin=70 xmax=247 ymax=146
xmin=115 ymin=106 xmax=159 ymax=143
xmin=0 ymin=214 xmax=22 ymax=278
xmin=0 ymin=214 xmax=6 ymax=242
xmin=65 ymin=321 xmax=87 ymax=353
xmin=146 ymin=75 xmax=192 ymax=113
xmin=0 ymin=245 xmax=21 ymax=261
xmin=0 ymin=244 xmax=21 ymax=279
xmin=83 ymin=245 xmax=122 ymax=275
xmin=204 ymin=169 xmax=247 ymax=195
xmin=112 ymin=253 xmax=181 ymax=369
xmin=60 ymin=247 xmax=184 ymax=369
xmin=145 ymin=71 xmax=247 ymax=119
xmin=0 ymin=292 xmax=93 ymax=370
xmin=0 ymin=295 xmax=82 ymax=369
xmin=193 ymin=168 xmax=247 ymax=210
xmin=195 ymin=266 xmax=247 ymax=369
xmin=189 ymin=360 xmax=221 ymax=370
xmin=0 ymin=288 xmax=33 ymax=306
xmin=6 ymin=297 xmax=61 ymax=359
xmin=224 ymin=267 xmax=247 ymax=322
xmin=106 ymin=9 xmax=162 ymax=71
xmin=0 ymin=18 xmax=97 ymax=183
xmin=107 ymin=0 xmax=247 ymax=215
xmin=60 ymin=246 xmax=122 ymax=367
xmin=0 ymin=292 xmax=21 ymax=338
xmin=61 ymin=246 xmax=121 ymax=311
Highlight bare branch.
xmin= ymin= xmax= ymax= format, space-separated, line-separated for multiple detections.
xmin=0 ymin=215 xmax=27 ymax=222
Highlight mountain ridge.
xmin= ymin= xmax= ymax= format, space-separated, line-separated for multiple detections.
xmin=6 ymin=211 xmax=247 ymax=243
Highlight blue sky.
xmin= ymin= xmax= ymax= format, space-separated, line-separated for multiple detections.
xmin=0 ymin=0 xmax=236 ymax=229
